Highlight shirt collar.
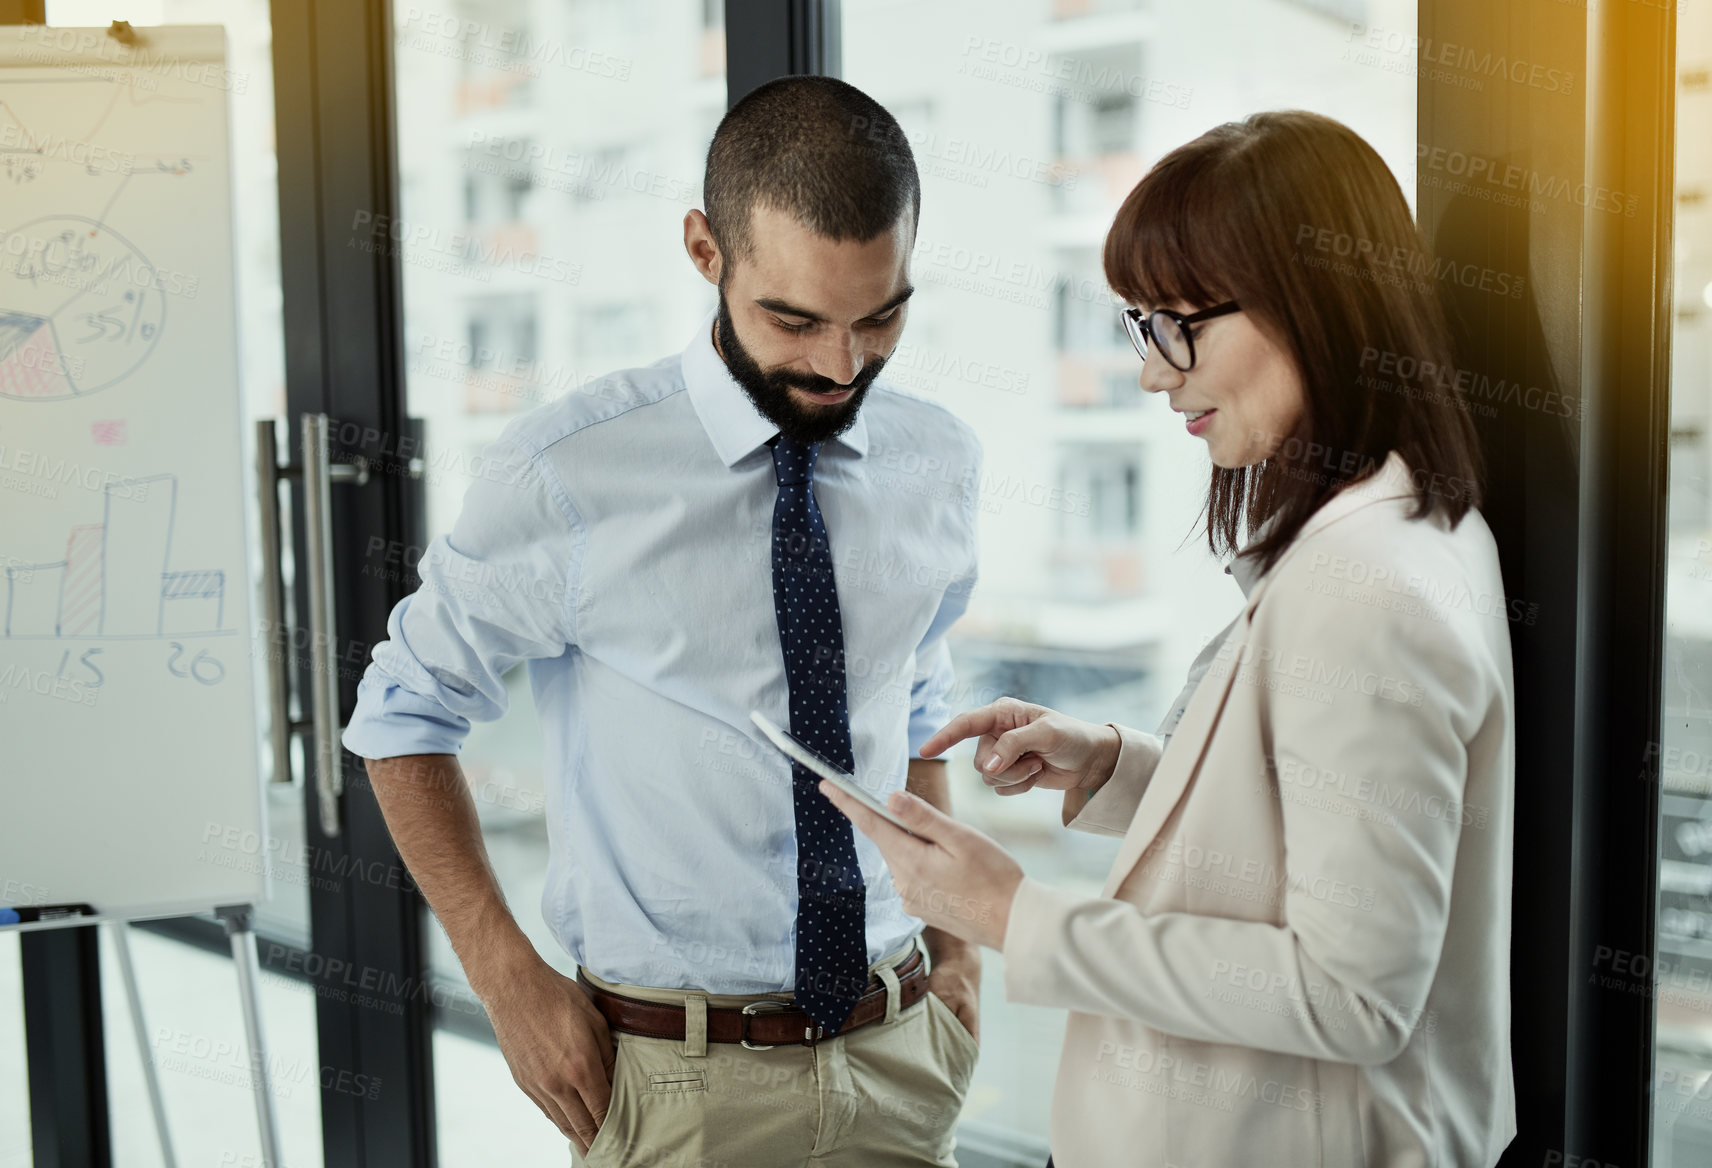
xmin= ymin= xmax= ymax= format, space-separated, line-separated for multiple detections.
xmin=1224 ymin=449 xmax=1415 ymax=597
xmin=1226 ymin=518 xmax=1277 ymax=598
xmin=680 ymin=309 xmax=869 ymax=469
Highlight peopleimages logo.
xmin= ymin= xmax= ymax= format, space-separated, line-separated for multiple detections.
xmin=0 ymin=122 xmax=134 ymax=173
xmin=1345 ymin=24 xmax=1576 ymax=95
xmin=399 ymin=7 xmax=632 ymax=79
xmin=1416 ymin=144 xmax=1640 ymax=217
xmin=1357 ymin=348 xmax=1578 ymax=421
xmin=1295 ymin=224 xmax=1525 ymax=300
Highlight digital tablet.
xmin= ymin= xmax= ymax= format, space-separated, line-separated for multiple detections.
xmin=749 ymin=710 xmax=920 ymax=836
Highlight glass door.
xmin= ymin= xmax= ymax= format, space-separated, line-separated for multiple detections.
xmin=1654 ymin=6 xmax=1712 ymax=1165
xmin=387 ymin=0 xmax=722 ymax=1158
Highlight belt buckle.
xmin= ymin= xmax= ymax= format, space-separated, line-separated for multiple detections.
xmin=740 ymin=1000 xmax=790 ymax=1050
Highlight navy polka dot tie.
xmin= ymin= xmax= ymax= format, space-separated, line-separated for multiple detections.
xmin=770 ymin=435 xmax=868 ymax=1037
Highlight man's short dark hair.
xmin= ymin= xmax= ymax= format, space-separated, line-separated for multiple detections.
xmin=703 ymin=75 xmax=920 ymax=263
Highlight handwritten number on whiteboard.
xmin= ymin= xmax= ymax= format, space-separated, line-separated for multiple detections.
xmin=166 ymin=642 xmax=225 ymax=686
xmin=78 ymin=307 xmax=127 ymax=342
xmin=54 ymin=648 xmax=105 ymax=687
xmin=191 ymin=653 xmax=225 ymax=685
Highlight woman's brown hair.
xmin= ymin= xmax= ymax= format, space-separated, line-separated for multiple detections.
xmin=1102 ymin=109 xmax=1484 ymax=576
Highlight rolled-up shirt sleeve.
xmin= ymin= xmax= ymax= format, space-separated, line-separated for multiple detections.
xmin=341 ymin=434 xmax=579 ymax=760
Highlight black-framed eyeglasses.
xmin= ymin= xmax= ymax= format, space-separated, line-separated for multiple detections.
xmin=1120 ymin=301 xmax=1241 ymax=371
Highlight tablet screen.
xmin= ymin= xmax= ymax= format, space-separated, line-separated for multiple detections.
xmin=749 ymin=710 xmax=919 ymax=835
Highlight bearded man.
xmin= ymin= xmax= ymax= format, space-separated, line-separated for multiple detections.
xmin=344 ymin=74 xmax=985 ymax=1167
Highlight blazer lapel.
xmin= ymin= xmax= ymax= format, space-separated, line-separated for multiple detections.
xmin=1099 ymin=607 xmax=1256 ymax=897
xmin=1096 ymin=452 xmax=1419 ymax=897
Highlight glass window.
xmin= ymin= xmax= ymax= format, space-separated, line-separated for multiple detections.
xmin=843 ymin=0 xmax=1417 ymax=1151
xmin=389 ymin=0 xmax=718 ymax=1155
xmin=1653 ymin=5 xmax=1712 ymax=1164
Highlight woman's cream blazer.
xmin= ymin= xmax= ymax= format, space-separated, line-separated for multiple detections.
xmin=1003 ymin=451 xmax=1516 ymax=1167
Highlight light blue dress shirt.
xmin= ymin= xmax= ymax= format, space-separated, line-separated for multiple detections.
xmin=341 ymin=312 xmax=983 ymax=992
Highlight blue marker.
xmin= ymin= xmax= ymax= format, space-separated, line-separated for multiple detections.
xmin=0 ymin=904 xmax=96 ymax=925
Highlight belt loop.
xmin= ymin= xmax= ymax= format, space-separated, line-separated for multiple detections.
xmin=877 ymin=963 xmax=902 ymax=1025
xmin=683 ymin=993 xmax=708 ymax=1058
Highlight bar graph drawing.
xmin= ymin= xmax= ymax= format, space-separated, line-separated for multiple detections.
xmin=2 ymin=472 xmax=229 ymax=638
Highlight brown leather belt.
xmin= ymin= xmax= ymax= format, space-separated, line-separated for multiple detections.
xmin=577 ymin=948 xmax=928 ymax=1049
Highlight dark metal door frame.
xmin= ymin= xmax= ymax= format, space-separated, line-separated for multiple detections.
xmin=271 ymin=0 xmax=434 ymax=1164
xmin=726 ymin=0 xmax=841 ymax=105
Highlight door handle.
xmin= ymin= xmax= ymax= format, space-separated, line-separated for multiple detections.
xmin=256 ymin=419 xmax=293 ymax=789
xmin=255 ymin=415 xmax=370 ymax=837
xmin=303 ymin=413 xmax=347 ymax=839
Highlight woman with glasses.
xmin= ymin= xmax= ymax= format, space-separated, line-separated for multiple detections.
xmin=820 ymin=110 xmax=1515 ymax=1168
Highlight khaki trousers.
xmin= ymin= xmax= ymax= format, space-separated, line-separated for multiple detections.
xmin=570 ymin=937 xmax=978 ymax=1167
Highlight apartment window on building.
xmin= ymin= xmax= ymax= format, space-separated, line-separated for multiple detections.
xmin=1101 ymin=370 xmax=1146 ymax=408
xmin=1058 ymin=445 xmax=1142 ymax=544
xmin=1055 ymin=443 xmax=1145 ymax=600
xmin=567 ymin=145 xmax=618 ymax=205
xmin=1054 ymin=269 xmax=1113 ymax=353
xmin=1055 ymin=251 xmax=1138 ymax=408
xmin=463 ymin=147 xmax=535 ymax=225
xmin=1051 ymin=47 xmax=1144 ymax=161
xmin=1089 ymin=92 xmax=1137 ymax=156
xmin=699 ymin=0 xmax=728 ymax=77
xmin=575 ymin=301 xmax=656 ymax=371
xmin=459 ymin=295 xmax=538 ymax=419
xmin=450 ymin=0 xmax=534 ymax=108
xmin=465 ymin=295 xmax=538 ymax=370
xmin=505 ymin=168 xmax=532 ymax=220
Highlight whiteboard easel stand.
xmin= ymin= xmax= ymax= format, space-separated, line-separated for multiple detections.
xmin=216 ymin=904 xmax=283 ymax=1168
xmin=12 ymin=908 xmax=281 ymax=1168
xmin=109 ymin=920 xmax=178 ymax=1168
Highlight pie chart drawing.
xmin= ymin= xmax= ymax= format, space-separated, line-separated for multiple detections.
xmin=0 ymin=215 xmax=167 ymax=401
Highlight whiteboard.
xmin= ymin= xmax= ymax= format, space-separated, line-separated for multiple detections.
xmin=0 ymin=24 xmax=266 ymax=923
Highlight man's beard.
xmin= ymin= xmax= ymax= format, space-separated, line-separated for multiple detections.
xmin=715 ymin=289 xmax=886 ymax=445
